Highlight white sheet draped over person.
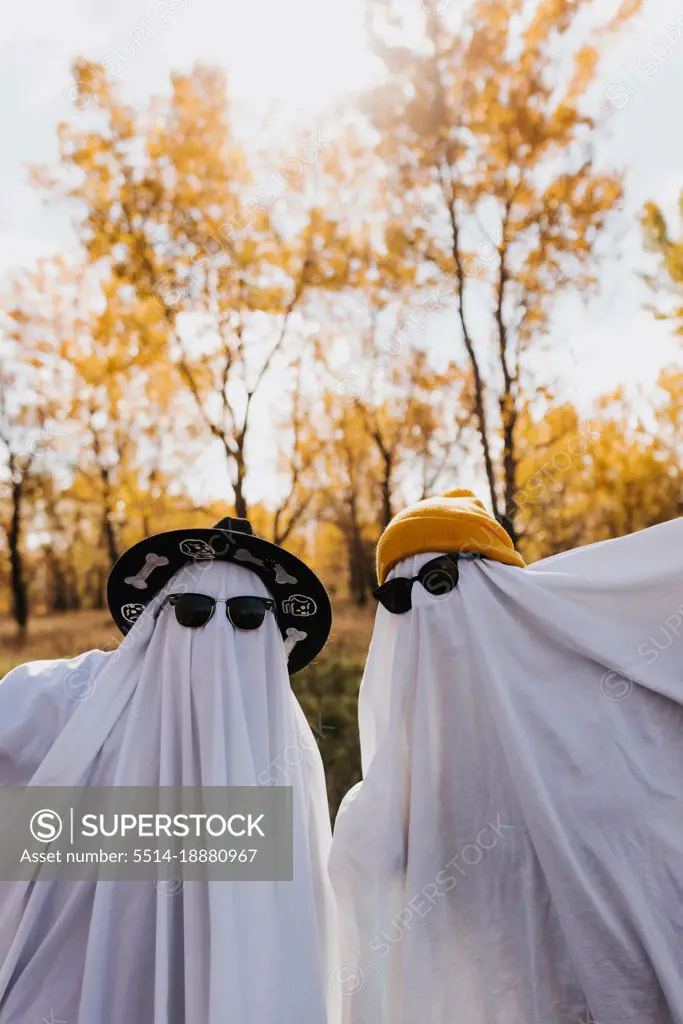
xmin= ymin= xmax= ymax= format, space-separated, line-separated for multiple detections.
xmin=0 ymin=515 xmax=338 ymax=1024
xmin=329 ymin=488 xmax=683 ymax=1024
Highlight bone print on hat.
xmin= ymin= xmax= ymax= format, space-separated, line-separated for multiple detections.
xmin=284 ymin=627 xmax=308 ymax=657
xmin=272 ymin=563 xmax=297 ymax=585
xmin=235 ymin=548 xmax=263 ymax=568
xmin=124 ymin=553 xmax=170 ymax=590
xmin=235 ymin=549 xmax=297 ymax=586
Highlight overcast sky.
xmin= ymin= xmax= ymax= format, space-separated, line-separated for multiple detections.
xmin=1 ymin=0 xmax=682 ymax=501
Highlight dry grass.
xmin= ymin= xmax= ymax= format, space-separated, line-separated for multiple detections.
xmin=0 ymin=610 xmax=118 ymax=678
xmin=322 ymin=599 xmax=375 ymax=666
xmin=0 ymin=599 xmax=376 ymax=679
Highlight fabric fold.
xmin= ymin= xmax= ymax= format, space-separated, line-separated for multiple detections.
xmin=330 ymin=519 xmax=683 ymax=1024
xmin=0 ymin=561 xmax=336 ymax=1024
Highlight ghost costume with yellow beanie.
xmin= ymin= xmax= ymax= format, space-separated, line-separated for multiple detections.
xmin=375 ymin=487 xmax=525 ymax=586
xmin=331 ymin=490 xmax=683 ymax=1024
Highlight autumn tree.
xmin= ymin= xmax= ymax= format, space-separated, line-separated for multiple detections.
xmin=310 ymin=398 xmax=382 ymax=604
xmin=38 ymin=61 xmax=352 ymax=520
xmin=269 ymin=356 xmax=321 ymax=546
xmin=37 ymin=474 xmax=94 ymax=612
xmin=0 ymin=372 xmax=37 ymax=634
xmin=364 ymin=0 xmax=643 ymax=541
xmin=642 ymin=193 xmax=683 ymax=333
xmin=0 ymin=280 xmax=64 ymax=633
xmin=655 ymin=367 xmax=683 ymax=467
xmin=515 ymin=375 xmax=681 ymax=563
xmin=295 ymin=133 xmax=475 ymax=533
xmin=352 ymin=346 xmax=468 ymax=528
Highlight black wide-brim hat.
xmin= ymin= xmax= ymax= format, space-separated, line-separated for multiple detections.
xmin=107 ymin=517 xmax=331 ymax=675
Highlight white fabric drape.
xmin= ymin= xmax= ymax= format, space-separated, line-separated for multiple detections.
xmin=330 ymin=517 xmax=683 ymax=1024
xmin=0 ymin=561 xmax=337 ymax=1024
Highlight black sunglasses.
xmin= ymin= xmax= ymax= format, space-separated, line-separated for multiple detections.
xmin=373 ymin=553 xmax=482 ymax=614
xmin=159 ymin=593 xmax=276 ymax=631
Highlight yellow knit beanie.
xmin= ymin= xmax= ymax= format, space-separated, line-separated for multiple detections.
xmin=376 ymin=488 xmax=526 ymax=584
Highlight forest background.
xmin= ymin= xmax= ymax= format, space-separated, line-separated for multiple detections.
xmin=1 ymin=0 xmax=682 ymax=811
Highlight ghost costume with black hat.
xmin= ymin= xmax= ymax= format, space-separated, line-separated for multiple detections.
xmin=0 ymin=519 xmax=338 ymax=1024
xmin=330 ymin=489 xmax=683 ymax=1024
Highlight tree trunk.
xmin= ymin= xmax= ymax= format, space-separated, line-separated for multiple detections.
xmin=447 ymin=201 xmax=500 ymax=518
xmin=46 ymin=551 xmax=69 ymax=612
xmin=65 ymin=561 xmax=81 ymax=610
xmin=103 ymin=505 xmax=120 ymax=568
xmin=233 ymin=446 xmax=248 ymax=519
xmin=495 ymin=221 xmax=519 ymax=546
xmin=91 ymin=428 xmax=120 ymax=567
xmin=8 ymin=481 xmax=28 ymax=636
xmin=345 ymin=482 xmax=370 ymax=604
xmin=348 ymin=530 xmax=369 ymax=606
xmin=380 ymin=449 xmax=394 ymax=529
xmin=87 ymin=567 xmax=107 ymax=609
xmin=500 ymin=399 xmax=519 ymax=545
